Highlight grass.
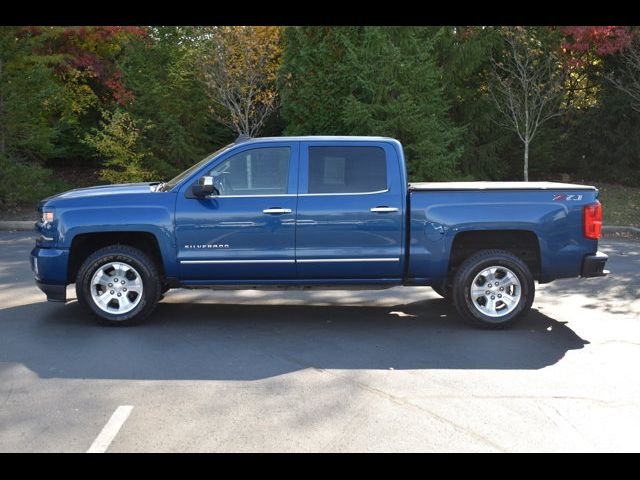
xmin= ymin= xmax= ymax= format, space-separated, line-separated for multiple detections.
xmin=597 ymin=183 xmax=640 ymax=227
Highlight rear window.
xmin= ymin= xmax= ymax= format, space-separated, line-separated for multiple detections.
xmin=308 ymin=146 xmax=387 ymax=194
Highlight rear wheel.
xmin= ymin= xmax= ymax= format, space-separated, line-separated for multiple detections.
xmin=452 ymin=249 xmax=534 ymax=329
xmin=76 ymin=245 xmax=161 ymax=326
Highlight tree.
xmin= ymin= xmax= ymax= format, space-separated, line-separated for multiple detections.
xmin=280 ymin=27 xmax=462 ymax=181
xmin=431 ymin=26 xmax=514 ymax=180
xmin=84 ymin=108 xmax=155 ymax=184
xmin=608 ymin=35 xmax=640 ymax=112
xmin=118 ymin=26 xmax=234 ymax=176
xmin=0 ymin=27 xmax=62 ymax=160
xmin=560 ymin=26 xmax=632 ymax=110
xmin=489 ymin=27 xmax=566 ymax=181
xmin=200 ymin=26 xmax=283 ymax=137
xmin=36 ymin=26 xmax=147 ymax=162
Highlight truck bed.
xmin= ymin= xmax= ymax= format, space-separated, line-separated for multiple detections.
xmin=409 ymin=181 xmax=597 ymax=191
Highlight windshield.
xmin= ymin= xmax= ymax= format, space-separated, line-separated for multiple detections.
xmin=158 ymin=143 xmax=234 ymax=191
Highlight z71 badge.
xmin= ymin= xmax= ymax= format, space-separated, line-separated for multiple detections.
xmin=553 ymin=194 xmax=583 ymax=201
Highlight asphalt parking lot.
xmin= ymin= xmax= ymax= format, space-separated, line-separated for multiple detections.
xmin=0 ymin=231 xmax=639 ymax=452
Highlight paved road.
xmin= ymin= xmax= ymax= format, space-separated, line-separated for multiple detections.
xmin=0 ymin=231 xmax=638 ymax=452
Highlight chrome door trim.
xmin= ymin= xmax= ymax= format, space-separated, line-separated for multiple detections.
xmin=298 ymin=189 xmax=389 ymax=197
xmin=181 ymin=258 xmax=399 ymax=264
xmin=296 ymin=258 xmax=400 ymax=263
xmin=180 ymin=259 xmax=296 ymax=264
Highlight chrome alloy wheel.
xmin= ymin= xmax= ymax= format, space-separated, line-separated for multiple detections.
xmin=469 ymin=266 xmax=521 ymax=318
xmin=90 ymin=262 xmax=143 ymax=314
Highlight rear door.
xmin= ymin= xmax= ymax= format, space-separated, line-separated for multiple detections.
xmin=295 ymin=141 xmax=404 ymax=279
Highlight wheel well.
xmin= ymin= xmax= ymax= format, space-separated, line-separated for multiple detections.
xmin=449 ymin=230 xmax=541 ymax=278
xmin=68 ymin=232 xmax=165 ymax=283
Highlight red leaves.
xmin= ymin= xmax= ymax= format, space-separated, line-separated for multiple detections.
xmin=105 ymin=71 xmax=136 ymax=106
xmin=27 ymin=26 xmax=147 ymax=106
xmin=562 ymin=26 xmax=633 ymax=56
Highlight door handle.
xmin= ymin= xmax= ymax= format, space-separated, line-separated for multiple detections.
xmin=370 ymin=206 xmax=399 ymax=213
xmin=263 ymin=208 xmax=292 ymax=214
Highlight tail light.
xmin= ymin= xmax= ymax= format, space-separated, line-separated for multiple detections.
xmin=583 ymin=201 xmax=602 ymax=240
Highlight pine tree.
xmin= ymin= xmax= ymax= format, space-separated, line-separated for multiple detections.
xmin=280 ymin=27 xmax=463 ymax=181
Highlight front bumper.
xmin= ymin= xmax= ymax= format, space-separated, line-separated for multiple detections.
xmin=30 ymin=247 xmax=69 ymax=302
xmin=35 ymin=281 xmax=67 ymax=302
xmin=581 ymin=251 xmax=609 ymax=278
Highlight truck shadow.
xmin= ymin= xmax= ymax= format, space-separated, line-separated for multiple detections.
xmin=0 ymin=298 xmax=588 ymax=380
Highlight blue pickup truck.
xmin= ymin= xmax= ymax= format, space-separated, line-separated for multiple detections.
xmin=31 ymin=136 xmax=608 ymax=328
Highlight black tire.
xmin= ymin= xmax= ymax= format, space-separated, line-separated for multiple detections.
xmin=158 ymin=283 xmax=171 ymax=301
xmin=76 ymin=245 xmax=161 ymax=326
xmin=452 ymin=249 xmax=535 ymax=329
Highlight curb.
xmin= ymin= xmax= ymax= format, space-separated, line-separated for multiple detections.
xmin=0 ymin=221 xmax=35 ymax=231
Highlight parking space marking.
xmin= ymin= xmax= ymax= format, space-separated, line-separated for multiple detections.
xmin=86 ymin=406 xmax=134 ymax=453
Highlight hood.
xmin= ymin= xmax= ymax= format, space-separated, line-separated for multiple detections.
xmin=41 ymin=182 xmax=160 ymax=204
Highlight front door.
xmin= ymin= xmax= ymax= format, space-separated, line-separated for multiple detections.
xmin=295 ymin=142 xmax=405 ymax=279
xmin=175 ymin=143 xmax=298 ymax=281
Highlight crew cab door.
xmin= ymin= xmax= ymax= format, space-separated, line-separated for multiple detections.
xmin=175 ymin=142 xmax=298 ymax=281
xmin=295 ymin=141 xmax=404 ymax=279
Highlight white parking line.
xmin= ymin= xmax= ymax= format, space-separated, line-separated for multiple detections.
xmin=86 ymin=405 xmax=134 ymax=453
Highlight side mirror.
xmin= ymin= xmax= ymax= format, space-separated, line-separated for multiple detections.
xmin=192 ymin=176 xmax=218 ymax=197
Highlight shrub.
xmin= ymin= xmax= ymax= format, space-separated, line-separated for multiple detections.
xmin=0 ymin=155 xmax=69 ymax=213
xmin=84 ymin=109 xmax=157 ymax=184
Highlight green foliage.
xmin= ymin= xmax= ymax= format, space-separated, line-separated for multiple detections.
xmin=432 ymin=27 xmax=518 ymax=180
xmin=0 ymin=27 xmax=63 ymax=161
xmin=84 ymin=109 xmax=155 ymax=184
xmin=117 ymin=26 xmax=234 ymax=178
xmin=561 ymin=78 xmax=640 ymax=185
xmin=2 ymin=24 xmax=640 ymax=218
xmin=281 ymin=27 xmax=463 ymax=180
xmin=0 ymin=155 xmax=68 ymax=211
xmin=280 ymin=27 xmax=351 ymax=135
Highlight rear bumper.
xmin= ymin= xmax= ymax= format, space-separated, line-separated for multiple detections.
xmin=35 ymin=281 xmax=67 ymax=302
xmin=581 ymin=251 xmax=609 ymax=278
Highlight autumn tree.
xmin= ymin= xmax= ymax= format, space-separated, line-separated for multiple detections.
xmin=199 ymin=26 xmax=282 ymax=137
xmin=561 ymin=26 xmax=632 ymax=110
xmin=489 ymin=27 xmax=566 ymax=181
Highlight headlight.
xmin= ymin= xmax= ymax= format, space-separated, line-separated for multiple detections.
xmin=41 ymin=211 xmax=54 ymax=224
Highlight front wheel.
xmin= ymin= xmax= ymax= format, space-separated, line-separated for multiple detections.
xmin=76 ymin=245 xmax=161 ymax=326
xmin=452 ymin=249 xmax=535 ymax=329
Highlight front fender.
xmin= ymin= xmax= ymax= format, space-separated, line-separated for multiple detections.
xmin=56 ymin=197 xmax=177 ymax=278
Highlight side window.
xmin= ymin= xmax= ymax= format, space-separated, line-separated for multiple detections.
xmin=209 ymin=147 xmax=290 ymax=196
xmin=308 ymin=146 xmax=387 ymax=194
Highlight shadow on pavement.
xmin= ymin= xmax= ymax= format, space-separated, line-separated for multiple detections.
xmin=0 ymin=297 xmax=589 ymax=380
xmin=540 ymin=241 xmax=639 ymax=316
